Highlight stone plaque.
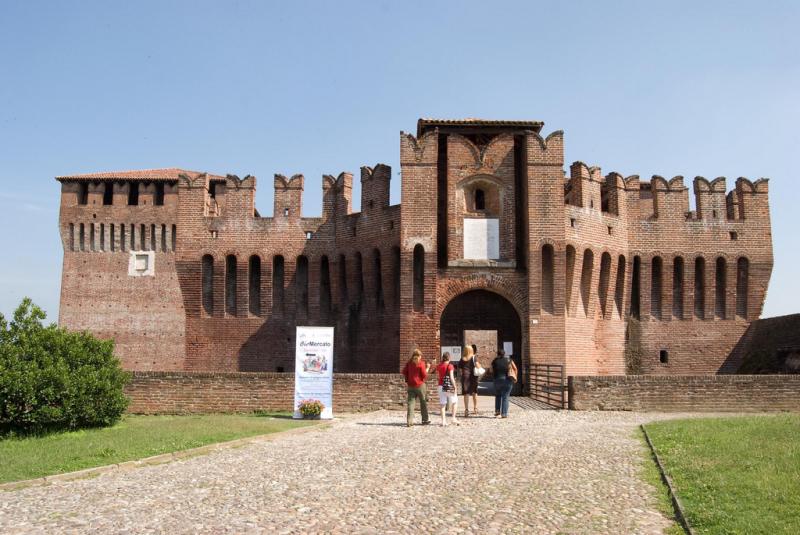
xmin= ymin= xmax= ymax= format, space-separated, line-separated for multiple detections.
xmin=463 ymin=218 xmax=499 ymax=260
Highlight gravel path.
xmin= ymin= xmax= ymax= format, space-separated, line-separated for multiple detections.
xmin=1 ymin=408 xmax=680 ymax=534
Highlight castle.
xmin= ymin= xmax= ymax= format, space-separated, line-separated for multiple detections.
xmin=57 ymin=118 xmax=772 ymax=380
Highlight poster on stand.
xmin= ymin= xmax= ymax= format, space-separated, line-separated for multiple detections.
xmin=293 ymin=326 xmax=334 ymax=419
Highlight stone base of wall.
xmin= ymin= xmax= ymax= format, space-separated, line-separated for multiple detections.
xmin=125 ymin=371 xmax=438 ymax=414
xmin=568 ymin=375 xmax=800 ymax=412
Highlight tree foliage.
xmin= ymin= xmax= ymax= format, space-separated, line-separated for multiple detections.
xmin=0 ymin=298 xmax=130 ymax=434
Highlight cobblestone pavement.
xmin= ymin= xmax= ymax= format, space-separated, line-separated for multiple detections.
xmin=1 ymin=407 xmax=682 ymax=534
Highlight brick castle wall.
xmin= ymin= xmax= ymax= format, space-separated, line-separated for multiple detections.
xmin=125 ymin=371 xmax=439 ymax=414
xmin=568 ymin=375 xmax=800 ymax=411
xmin=57 ymin=119 xmax=774 ymax=378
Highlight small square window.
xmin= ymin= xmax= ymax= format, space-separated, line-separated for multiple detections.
xmin=729 ymin=231 xmax=738 ymax=241
xmin=283 ymin=207 xmax=290 ymax=217
xmin=305 ymin=231 xmax=312 ymax=239
xmin=659 ymin=349 xmax=669 ymax=364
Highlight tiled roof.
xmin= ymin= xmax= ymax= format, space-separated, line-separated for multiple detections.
xmin=56 ymin=168 xmax=226 ymax=181
xmin=417 ymin=118 xmax=544 ymax=136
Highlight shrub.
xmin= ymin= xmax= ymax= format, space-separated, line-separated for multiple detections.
xmin=298 ymin=399 xmax=324 ymax=419
xmin=0 ymin=298 xmax=130 ymax=435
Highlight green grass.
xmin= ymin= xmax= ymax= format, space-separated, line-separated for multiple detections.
xmin=638 ymin=429 xmax=684 ymax=535
xmin=0 ymin=413 xmax=315 ymax=484
xmin=643 ymin=414 xmax=800 ymax=534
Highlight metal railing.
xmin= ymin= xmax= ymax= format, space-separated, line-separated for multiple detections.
xmin=530 ymin=364 xmax=566 ymax=409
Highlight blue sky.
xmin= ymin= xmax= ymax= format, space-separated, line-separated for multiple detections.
xmin=1 ymin=0 xmax=798 ymax=320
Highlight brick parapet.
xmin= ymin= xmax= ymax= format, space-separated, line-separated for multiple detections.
xmin=125 ymin=371 xmax=438 ymax=414
xmin=568 ymin=374 xmax=800 ymax=411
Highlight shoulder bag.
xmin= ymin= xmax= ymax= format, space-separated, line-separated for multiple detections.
xmin=507 ymin=359 xmax=518 ymax=384
xmin=441 ymin=364 xmax=455 ymax=392
xmin=473 ymin=357 xmax=486 ymax=378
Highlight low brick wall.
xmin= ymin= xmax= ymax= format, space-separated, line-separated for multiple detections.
xmin=125 ymin=371 xmax=438 ymax=414
xmin=568 ymin=375 xmax=800 ymax=412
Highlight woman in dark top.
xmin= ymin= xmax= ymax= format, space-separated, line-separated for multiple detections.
xmin=458 ymin=345 xmax=480 ymax=417
xmin=491 ymin=349 xmax=516 ymax=418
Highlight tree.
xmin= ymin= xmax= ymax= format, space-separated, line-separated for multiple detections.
xmin=0 ymin=298 xmax=130 ymax=434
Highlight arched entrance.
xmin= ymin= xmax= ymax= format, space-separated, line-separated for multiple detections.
xmin=439 ymin=290 xmax=524 ymax=394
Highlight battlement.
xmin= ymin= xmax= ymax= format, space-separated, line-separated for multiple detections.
xmin=564 ymin=162 xmax=770 ymax=225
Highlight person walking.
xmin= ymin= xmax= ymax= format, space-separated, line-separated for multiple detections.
xmin=436 ymin=352 xmax=460 ymax=426
xmin=491 ymin=349 xmax=516 ymax=418
xmin=458 ymin=345 xmax=481 ymax=417
xmin=401 ymin=349 xmax=430 ymax=427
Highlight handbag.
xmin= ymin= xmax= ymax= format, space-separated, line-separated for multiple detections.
xmin=508 ymin=359 xmax=518 ymax=384
xmin=473 ymin=357 xmax=486 ymax=378
xmin=441 ymin=364 xmax=455 ymax=392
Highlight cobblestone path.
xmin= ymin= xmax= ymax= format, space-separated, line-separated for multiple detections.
xmin=1 ymin=409 xmax=678 ymax=534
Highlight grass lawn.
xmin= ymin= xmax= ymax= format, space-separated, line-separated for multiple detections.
xmin=643 ymin=414 xmax=800 ymax=534
xmin=0 ymin=413 xmax=316 ymax=484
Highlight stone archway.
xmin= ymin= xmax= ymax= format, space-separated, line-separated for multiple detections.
xmin=439 ymin=289 xmax=524 ymax=394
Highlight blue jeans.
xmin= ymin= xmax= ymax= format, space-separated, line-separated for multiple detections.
xmin=494 ymin=377 xmax=513 ymax=416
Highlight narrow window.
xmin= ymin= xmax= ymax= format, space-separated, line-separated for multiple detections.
xmin=320 ymin=256 xmax=331 ymax=316
xmin=154 ymin=182 xmax=165 ymax=206
xmin=78 ymin=183 xmax=89 ymax=205
xmin=150 ymin=224 xmax=156 ymax=252
xmin=565 ymin=245 xmax=576 ymax=314
xmin=475 ymin=188 xmax=485 ymax=210
xmin=130 ymin=223 xmax=135 ymax=251
xmin=202 ymin=255 xmax=214 ymax=315
xmin=283 ymin=207 xmax=289 ymax=217
xmin=305 ymin=231 xmax=312 ymax=240
xmin=651 ymin=256 xmax=663 ymax=320
xmin=630 ymin=256 xmax=641 ymax=319
xmin=413 ymin=244 xmax=424 ymax=312
xmin=296 ymin=255 xmax=309 ymax=316
xmin=140 ymin=224 xmax=146 ymax=251
xmin=541 ymin=245 xmax=554 ymax=314
xmin=354 ymin=252 xmax=364 ymax=305
xmin=102 ymin=183 xmax=113 ymax=205
xmin=338 ymin=254 xmax=348 ymax=306
xmin=69 ymin=223 xmax=75 ymax=251
xmin=599 ymin=252 xmax=611 ymax=318
xmin=694 ymin=257 xmax=706 ymax=319
xmin=128 ymin=182 xmax=139 ymax=205
xmin=273 ymin=255 xmax=285 ymax=312
xmin=110 ymin=224 xmax=116 ymax=252
xmin=580 ymin=249 xmax=594 ymax=316
xmin=79 ymin=223 xmax=85 ymax=251
xmin=226 ymin=255 xmax=237 ymax=316
xmin=715 ymin=257 xmax=727 ymax=319
xmin=392 ymin=247 xmax=401 ymax=308
xmin=171 ymin=224 xmax=177 ymax=251
xmin=736 ymin=257 xmax=749 ymax=319
xmin=100 ymin=223 xmax=105 ymax=252
xmin=373 ymin=249 xmax=384 ymax=311
xmin=120 ymin=223 xmax=126 ymax=252
xmin=161 ymin=224 xmax=167 ymax=252
xmin=659 ymin=350 xmax=669 ymax=364
xmin=614 ymin=255 xmax=626 ymax=318
xmin=673 ymin=257 xmax=685 ymax=319
xmin=90 ymin=223 xmax=96 ymax=251
xmin=249 ymin=255 xmax=261 ymax=316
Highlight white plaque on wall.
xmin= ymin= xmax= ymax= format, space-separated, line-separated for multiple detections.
xmin=463 ymin=218 xmax=499 ymax=260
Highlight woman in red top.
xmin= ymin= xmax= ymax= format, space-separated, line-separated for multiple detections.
xmin=401 ymin=349 xmax=430 ymax=427
xmin=436 ymin=352 xmax=460 ymax=426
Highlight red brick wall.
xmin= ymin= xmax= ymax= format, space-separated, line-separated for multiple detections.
xmin=568 ymin=375 xmax=800 ymax=411
xmin=125 ymin=371 xmax=439 ymax=414
xmin=57 ymin=120 xmax=773 ymax=379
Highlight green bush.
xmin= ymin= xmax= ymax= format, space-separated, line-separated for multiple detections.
xmin=0 ymin=298 xmax=130 ymax=435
